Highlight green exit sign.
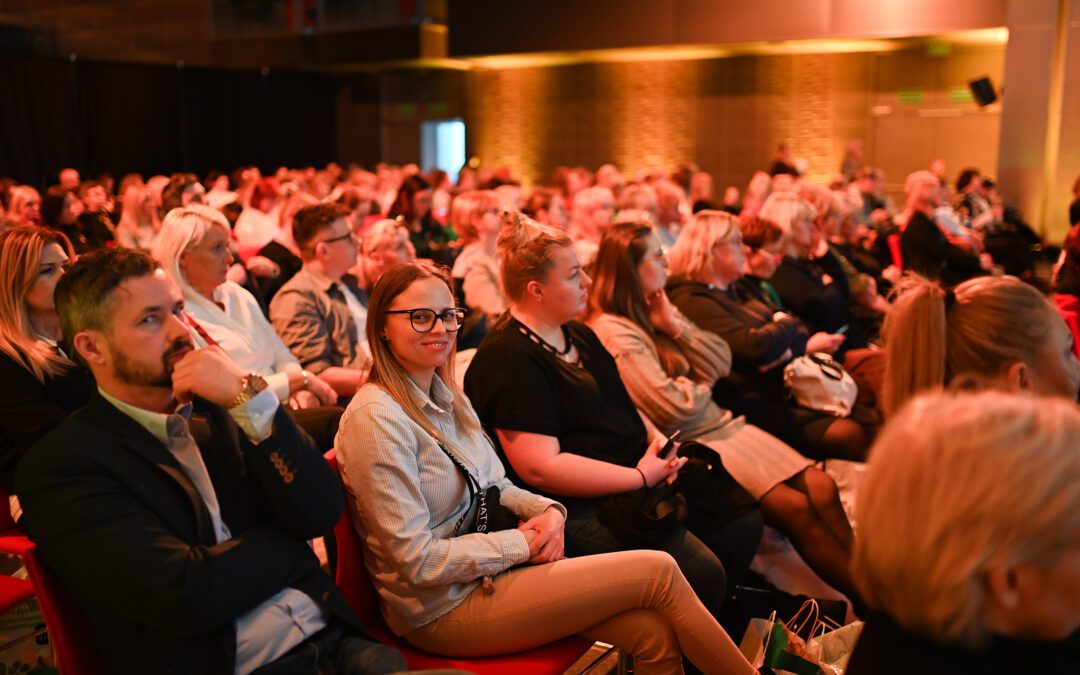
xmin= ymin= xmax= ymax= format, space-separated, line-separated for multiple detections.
xmin=949 ymin=86 xmax=975 ymax=103
xmin=926 ymin=43 xmax=951 ymax=58
xmin=897 ymin=89 xmax=925 ymax=104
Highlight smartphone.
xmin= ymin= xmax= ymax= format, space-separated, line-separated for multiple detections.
xmin=660 ymin=429 xmax=683 ymax=460
xmin=833 ymin=324 xmax=849 ymax=335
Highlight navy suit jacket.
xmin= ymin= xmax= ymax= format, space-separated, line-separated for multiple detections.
xmin=16 ymin=389 xmax=366 ymax=674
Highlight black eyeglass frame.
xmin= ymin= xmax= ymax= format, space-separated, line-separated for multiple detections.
xmin=320 ymin=232 xmax=357 ymax=246
xmin=384 ymin=307 xmax=468 ymax=333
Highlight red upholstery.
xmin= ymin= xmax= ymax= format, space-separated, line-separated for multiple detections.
xmin=0 ymin=533 xmax=102 ymax=675
xmin=325 ymin=450 xmax=594 ymax=673
xmin=0 ymin=575 xmax=33 ymax=614
xmin=1055 ymin=293 xmax=1080 ymax=359
xmin=887 ymin=232 xmax=903 ymax=270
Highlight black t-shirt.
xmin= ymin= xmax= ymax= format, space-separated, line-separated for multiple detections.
xmin=464 ymin=316 xmax=648 ymax=504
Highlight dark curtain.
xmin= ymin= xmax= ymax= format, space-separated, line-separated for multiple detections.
xmin=0 ymin=55 xmax=78 ymax=188
xmin=0 ymin=55 xmax=340 ymax=188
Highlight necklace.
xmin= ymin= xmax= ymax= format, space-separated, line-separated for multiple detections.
xmin=516 ymin=320 xmax=573 ymax=357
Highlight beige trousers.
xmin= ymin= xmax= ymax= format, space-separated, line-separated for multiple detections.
xmin=405 ymin=550 xmax=755 ymax=675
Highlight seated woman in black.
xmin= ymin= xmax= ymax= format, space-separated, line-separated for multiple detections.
xmin=0 ymin=227 xmax=93 ymax=492
xmin=899 ymin=171 xmax=989 ymax=288
xmin=758 ymin=191 xmax=868 ymax=351
xmin=666 ymin=211 xmax=872 ymax=462
xmin=465 ymin=212 xmax=763 ymax=620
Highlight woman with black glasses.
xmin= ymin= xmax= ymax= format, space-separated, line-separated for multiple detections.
xmin=335 ymin=260 xmax=756 ymax=674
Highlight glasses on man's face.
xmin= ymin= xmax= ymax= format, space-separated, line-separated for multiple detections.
xmin=322 ymin=232 xmax=358 ymax=246
xmin=385 ymin=307 xmax=467 ymax=333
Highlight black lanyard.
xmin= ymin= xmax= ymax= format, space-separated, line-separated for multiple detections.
xmin=434 ymin=439 xmax=484 ymax=535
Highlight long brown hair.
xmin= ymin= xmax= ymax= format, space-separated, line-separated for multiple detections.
xmin=365 ymin=261 xmax=483 ymax=452
xmin=0 ymin=227 xmax=77 ymax=380
xmin=588 ymin=221 xmax=685 ymax=375
xmin=882 ymin=274 xmax=1055 ymax=417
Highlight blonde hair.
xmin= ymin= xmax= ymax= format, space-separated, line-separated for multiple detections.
xmin=570 ymin=186 xmax=614 ymax=223
xmin=853 ymin=390 xmax=1080 ymax=647
xmin=667 ymin=209 xmax=740 ymax=283
xmin=6 ymin=186 xmax=41 ymax=226
xmin=497 ymin=210 xmax=573 ymax=303
xmin=153 ymin=205 xmax=233 ymax=320
xmin=882 ymin=274 xmax=1054 ymax=417
xmin=616 ymin=184 xmax=658 ymax=215
xmin=366 ymin=261 xmax=482 ymax=452
xmin=758 ymin=191 xmax=816 ymax=234
xmin=360 ymin=219 xmax=406 ymax=257
xmin=116 ymin=185 xmax=160 ymax=246
xmin=448 ymin=190 xmax=498 ymax=246
xmin=0 ymin=227 xmax=77 ymax=380
xmin=904 ymin=170 xmax=940 ymax=214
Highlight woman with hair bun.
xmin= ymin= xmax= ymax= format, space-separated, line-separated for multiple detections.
xmin=465 ymin=211 xmax=763 ymax=620
xmin=849 ymin=390 xmax=1080 ymax=674
xmin=881 ymin=273 xmax=1080 ymax=417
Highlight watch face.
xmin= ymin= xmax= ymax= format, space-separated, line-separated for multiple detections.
xmin=247 ymin=373 xmax=269 ymax=394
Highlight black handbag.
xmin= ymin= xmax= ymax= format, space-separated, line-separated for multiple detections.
xmin=597 ymin=441 xmax=758 ymax=549
xmin=435 ymin=439 xmax=520 ymax=535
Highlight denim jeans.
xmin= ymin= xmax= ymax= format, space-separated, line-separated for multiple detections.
xmin=564 ymin=501 xmax=763 ymax=620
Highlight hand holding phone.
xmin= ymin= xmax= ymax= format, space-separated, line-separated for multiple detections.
xmin=660 ymin=429 xmax=683 ymax=460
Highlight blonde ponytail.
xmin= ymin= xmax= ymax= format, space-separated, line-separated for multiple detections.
xmin=882 ymin=275 xmax=948 ymax=417
xmin=883 ymin=274 xmax=1055 ymax=417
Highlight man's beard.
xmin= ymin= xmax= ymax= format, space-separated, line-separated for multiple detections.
xmin=112 ymin=338 xmax=192 ymax=389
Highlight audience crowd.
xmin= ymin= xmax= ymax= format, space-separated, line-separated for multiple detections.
xmin=0 ymin=150 xmax=1077 ymax=674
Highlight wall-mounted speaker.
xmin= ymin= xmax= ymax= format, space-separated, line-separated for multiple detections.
xmin=969 ymin=77 xmax=998 ymax=106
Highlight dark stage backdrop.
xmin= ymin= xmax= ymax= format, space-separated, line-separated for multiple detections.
xmin=0 ymin=54 xmax=338 ymax=188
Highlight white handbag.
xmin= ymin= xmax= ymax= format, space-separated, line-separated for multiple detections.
xmin=784 ymin=352 xmax=858 ymax=417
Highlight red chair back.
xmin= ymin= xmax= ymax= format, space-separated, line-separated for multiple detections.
xmin=323 ymin=450 xmax=595 ymax=674
xmin=1055 ymin=293 xmax=1080 ymax=359
xmin=0 ymin=534 xmax=103 ymax=675
xmin=0 ymin=487 xmax=102 ymax=674
xmin=325 ymin=451 xmax=382 ymax=625
xmin=887 ymin=232 xmax=903 ymax=270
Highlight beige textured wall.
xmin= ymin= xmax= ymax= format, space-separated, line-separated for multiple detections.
xmin=463 ymin=45 xmax=1004 ymax=201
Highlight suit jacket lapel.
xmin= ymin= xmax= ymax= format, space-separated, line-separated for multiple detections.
xmin=86 ymin=391 xmax=216 ymax=545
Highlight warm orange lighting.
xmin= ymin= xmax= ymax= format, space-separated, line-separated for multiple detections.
xmin=460 ymin=28 xmax=1009 ymax=71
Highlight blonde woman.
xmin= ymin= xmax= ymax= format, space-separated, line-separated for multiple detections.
xmin=849 ymin=390 xmax=1080 ymax=674
xmin=882 ymin=274 xmax=1080 ymax=417
xmin=667 ymin=210 xmax=872 ymax=461
xmin=115 ymin=184 xmax=161 ymax=250
xmin=0 ymin=227 xmax=91 ymax=492
xmin=336 ymin=260 xmax=756 ymax=674
xmin=153 ymin=205 xmax=342 ymax=448
xmin=448 ymin=190 xmax=506 ymax=317
xmin=758 ymin=191 xmax=867 ymax=349
xmin=352 ymin=218 xmax=416 ymax=293
xmin=3 ymin=186 xmax=42 ymax=228
xmin=465 ymin=213 xmax=763 ymax=619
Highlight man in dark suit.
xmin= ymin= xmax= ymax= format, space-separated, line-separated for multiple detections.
xmin=15 ymin=248 xmax=406 ymax=674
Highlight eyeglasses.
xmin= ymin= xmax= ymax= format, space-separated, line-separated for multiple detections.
xmin=321 ymin=232 xmax=358 ymax=246
xmin=385 ymin=307 xmax=467 ymax=333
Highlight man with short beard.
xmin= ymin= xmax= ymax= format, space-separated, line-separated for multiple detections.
xmin=15 ymin=248 xmax=406 ymax=674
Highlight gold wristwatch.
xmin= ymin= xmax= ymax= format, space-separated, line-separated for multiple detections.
xmin=230 ymin=373 xmax=269 ymax=408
